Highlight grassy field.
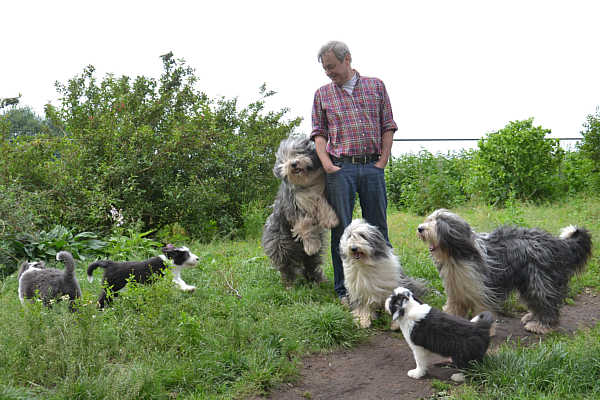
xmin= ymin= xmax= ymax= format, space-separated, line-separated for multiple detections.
xmin=0 ymin=196 xmax=598 ymax=399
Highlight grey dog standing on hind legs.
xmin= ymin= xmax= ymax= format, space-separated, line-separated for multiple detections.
xmin=417 ymin=208 xmax=592 ymax=334
xmin=262 ymin=135 xmax=339 ymax=287
xmin=18 ymin=251 xmax=82 ymax=311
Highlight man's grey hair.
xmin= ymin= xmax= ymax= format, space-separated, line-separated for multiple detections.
xmin=317 ymin=41 xmax=351 ymax=63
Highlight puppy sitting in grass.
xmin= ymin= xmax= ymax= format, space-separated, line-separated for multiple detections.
xmin=18 ymin=251 xmax=81 ymax=311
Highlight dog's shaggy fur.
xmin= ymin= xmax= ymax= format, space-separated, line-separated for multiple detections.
xmin=417 ymin=209 xmax=593 ymax=334
xmin=262 ymin=136 xmax=339 ymax=287
xmin=340 ymin=219 xmax=429 ymax=328
xmin=385 ymin=286 xmax=494 ymax=382
xmin=87 ymin=245 xmax=199 ymax=308
xmin=18 ymin=251 xmax=82 ymax=310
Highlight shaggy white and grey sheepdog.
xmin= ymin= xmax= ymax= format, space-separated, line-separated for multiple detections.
xmin=18 ymin=251 xmax=82 ymax=311
xmin=385 ymin=286 xmax=494 ymax=382
xmin=262 ymin=136 xmax=339 ymax=287
xmin=340 ymin=219 xmax=428 ymax=328
xmin=417 ymin=209 xmax=592 ymax=334
xmin=87 ymin=245 xmax=199 ymax=308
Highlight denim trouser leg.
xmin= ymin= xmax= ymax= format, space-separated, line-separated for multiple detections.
xmin=326 ymin=162 xmax=389 ymax=298
xmin=358 ymin=164 xmax=390 ymax=244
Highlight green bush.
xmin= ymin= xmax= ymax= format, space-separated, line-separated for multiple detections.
xmin=386 ymin=150 xmax=471 ymax=215
xmin=0 ymin=54 xmax=298 ymax=241
xmin=577 ymin=107 xmax=600 ymax=170
xmin=468 ymin=118 xmax=564 ymax=205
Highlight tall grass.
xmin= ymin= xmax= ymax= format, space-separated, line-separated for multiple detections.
xmin=0 ymin=196 xmax=598 ymax=399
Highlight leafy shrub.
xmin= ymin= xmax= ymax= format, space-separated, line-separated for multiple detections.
xmin=1 ymin=54 xmax=297 ymax=242
xmin=560 ymin=150 xmax=600 ymax=194
xmin=578 ymin=107 xmax=600 ymax=167
xmin=468 ymin=118 xmax=564 ymax=205
xmin=386 ymin=150 xmax=471 ymax=215
xmin=104 ymin=227 xmax=163 ymax=261
xmin=1 ymin=224 xmax=107 ymax=277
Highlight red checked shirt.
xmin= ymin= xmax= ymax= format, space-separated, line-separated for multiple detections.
xmin=311 ymin=71 xmax=398 ymax=158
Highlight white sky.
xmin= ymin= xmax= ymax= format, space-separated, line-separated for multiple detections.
xmin=2 ymin=0 xmax=599 ymax=155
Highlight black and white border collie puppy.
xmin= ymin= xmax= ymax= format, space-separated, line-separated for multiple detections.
xmin=385 ymin=287 xmax=494 ymax=382
xmin=87 ymin=245 xmax=199 ymax=308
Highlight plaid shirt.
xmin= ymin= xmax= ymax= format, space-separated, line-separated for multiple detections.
xmin=311 ymin=71 xmax=397 ymax=157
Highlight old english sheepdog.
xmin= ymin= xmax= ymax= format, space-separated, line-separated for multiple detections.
xmin=18 ymin=251 xmax=82 ymax=311
xmin=340 ymin=219 xmax=428 ymax=328
xmin=385 ymin=286 xmax=494 ymax=382
xmin=262 ymin=135 xmax=339 ymax=287
xmin=87 ymin=245 xmax=199 ymax=308
xmin=417 ymin=209 xmax=592 ymax=334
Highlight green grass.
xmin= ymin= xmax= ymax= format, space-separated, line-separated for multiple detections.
xmin=0 ymin=195 xmax=599 ymax=399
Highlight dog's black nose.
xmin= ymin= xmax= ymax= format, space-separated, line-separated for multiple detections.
xmin=351 ymin=246 xmax=358 ymax=252
xmin=417 ymin=227 xmax=424 ymax=233
xmin=291 ymin=162 xmax=297 ymax=168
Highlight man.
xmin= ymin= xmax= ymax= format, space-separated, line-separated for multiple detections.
xmin=311 ymin=40 xmax=398 ymax=304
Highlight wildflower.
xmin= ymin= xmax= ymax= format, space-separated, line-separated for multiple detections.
xmin=109 ymin=205 xmax=124 ymax=227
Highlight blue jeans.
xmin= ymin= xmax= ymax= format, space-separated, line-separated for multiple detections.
xmin=326 ymin=160 xmax=390 ymax=298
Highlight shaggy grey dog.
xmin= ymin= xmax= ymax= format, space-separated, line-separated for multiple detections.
xmin=18 ymin=251 xmax=82 ymax=310
xmin=417 ymin=209 xmax=592 ymax=334
xmin=385 ymin=286 xmax=494 ymax=382
xmin=262 ymin=136 xmax=339 ymax=287
xmin=87 ymin=245 xmax=199 ymax=308
xmin=340 ymin=219 xmax=429 ymax=328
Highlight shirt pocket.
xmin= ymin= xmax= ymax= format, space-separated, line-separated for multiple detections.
xmin=358 ymin=90 xmax=381 ymax=116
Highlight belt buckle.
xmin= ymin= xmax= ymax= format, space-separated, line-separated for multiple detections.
xmin=352 ymin=155 xmax=366 ymax=164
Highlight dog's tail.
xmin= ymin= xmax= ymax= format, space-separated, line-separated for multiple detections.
xmin=87 ymin=261 xmax=109 ymax=283
xmin=56 ymin=251 xmax=76 ymax=279
xmin=470 ymin=310 xmax=496 ymax=337
xmin=559 ymin=226 xmax=593 ymax=275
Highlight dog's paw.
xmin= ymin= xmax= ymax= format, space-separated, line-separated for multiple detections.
xmin=321 ymin=212 xmax=339 ymax=229
xmin=303 ymin=239 xmax=321 ymax=255
xmin=520 ymin=312 xmax=534 ymax=324
xmin=524 ymin=320 xmax=552 ymax=335
xmin=390 ymin=319 xmax=402 ymax=331
xmin=182 ymin=285 xmax=196 ymax=292
xmin=450 ymin=372 xmax=465 ymax=383
xmin=407 ymin=368 xmax=426 ymax=379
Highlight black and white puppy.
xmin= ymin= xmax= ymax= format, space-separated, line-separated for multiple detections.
xmin=385 ymin=286 xmax=494 ymax=382
xmin=18 ymin=251 xmax=82 ymax=311
xmin=87 ymin=245 xmax=199 ymax=308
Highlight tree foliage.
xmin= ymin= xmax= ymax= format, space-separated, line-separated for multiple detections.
xmin=578 ymin=107 xmax=600 ymax=169
xmin=468 ymin=118 xmax=564 ymax=205
xmin=0 ymin=53 xmax=299 ymax=240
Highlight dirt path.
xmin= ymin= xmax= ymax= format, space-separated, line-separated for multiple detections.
xmin=255 ymin=290 xmax=600 ymax=400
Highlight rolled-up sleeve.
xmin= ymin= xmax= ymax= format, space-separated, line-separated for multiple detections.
xmin=311 ymin=89 xmax=328 ymax=140
xmin=379 ymin=82 xmax=397 ymax=134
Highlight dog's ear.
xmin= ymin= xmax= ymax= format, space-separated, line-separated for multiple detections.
xmin=390 ymin=295 xmax=406 ymax=320
xmin=436 ymin=214 xmax=481 ymax=261
xmin=161 ymin=244 xmax=176 ymax=257
xmin=273 ymin=163 xmax=283 ymax=179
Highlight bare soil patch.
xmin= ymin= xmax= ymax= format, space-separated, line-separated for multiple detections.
xmin=254 ymin=290 xmax=600 ymax=400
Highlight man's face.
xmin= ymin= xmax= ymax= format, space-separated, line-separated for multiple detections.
xmin=321 ymin=51 xmax=352 ymax=86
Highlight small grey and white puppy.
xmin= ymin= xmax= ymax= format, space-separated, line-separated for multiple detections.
xmin=18 ymin=251 xmax=82 ymax=311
